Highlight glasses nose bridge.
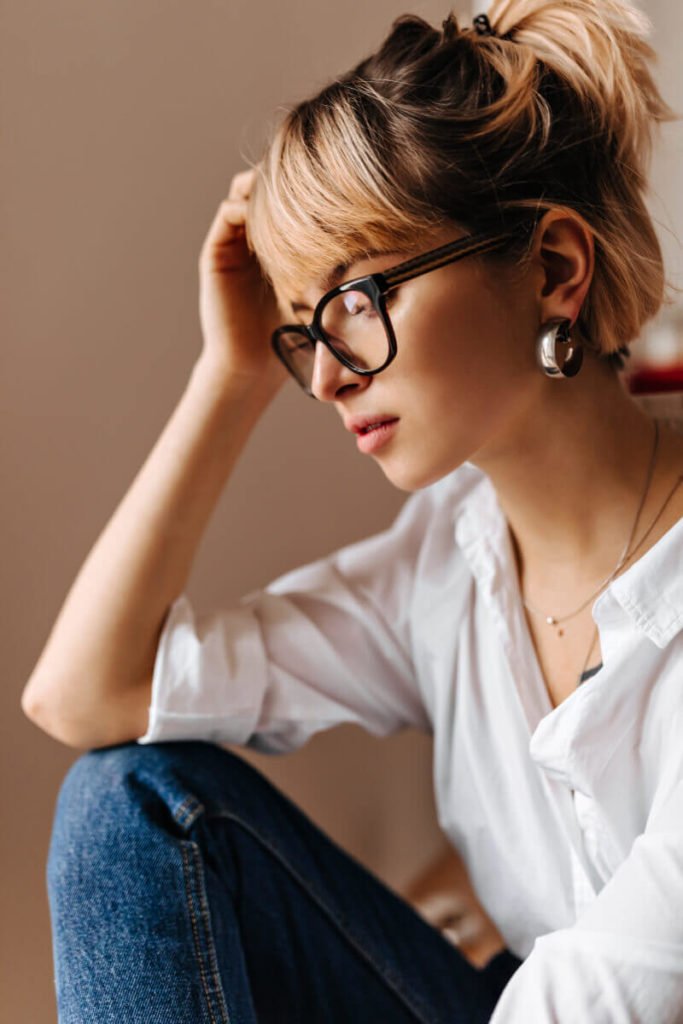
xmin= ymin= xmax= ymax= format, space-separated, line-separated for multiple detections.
xmin=311 ymin=330 xmax=342 ymax=384
xmin=306 ymin=317 xmax=344 ymax=369
xmin=306 ymin=320 xmax=325 ymax=345
xmin=309 ymin=326 xmax=367 ymax=401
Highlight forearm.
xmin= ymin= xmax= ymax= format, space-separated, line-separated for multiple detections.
xmin=22 ymin=353 xmax=277 ymax=746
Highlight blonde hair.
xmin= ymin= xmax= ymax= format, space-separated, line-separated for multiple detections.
xmin=246 ymin=0 xmax=675 ymax=364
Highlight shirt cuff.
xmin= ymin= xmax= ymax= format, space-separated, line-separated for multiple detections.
xmin=136 ymin=592 xmax=269 ymax=746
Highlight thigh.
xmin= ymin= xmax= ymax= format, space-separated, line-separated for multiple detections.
xmin=137 ymin=740 xmax=523 ymax=1024
xmin=50 ymin=740 xmax=523 ymax=1024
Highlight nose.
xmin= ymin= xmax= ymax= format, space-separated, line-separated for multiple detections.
xmin=310 ymin=340 xmax=369 ymax=402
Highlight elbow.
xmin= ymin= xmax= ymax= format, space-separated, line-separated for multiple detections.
xmin=21 ymin=678 xmax=50 ymax=731
xmin=21 ymin=678 xmax=94 ymax=750
xmin=21 ymin=672 xmax=151 ymax=750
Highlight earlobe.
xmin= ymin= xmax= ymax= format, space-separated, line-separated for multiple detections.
xmin=534 ymin=211 xmax=594 ymax=326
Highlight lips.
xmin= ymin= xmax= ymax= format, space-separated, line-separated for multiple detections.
xmin=359 ymin=420 xmax=396 ymax=434
xmin=355 ymin=418 xmax=399 ymax=455
xmin=346 ymin=415 xmax=400 ymax=434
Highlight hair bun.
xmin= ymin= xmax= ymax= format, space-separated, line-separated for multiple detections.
xmin=249 ymin=0 xmax=673 ymax=359
xmin=486 ymin=0 xmax=672 ymax=163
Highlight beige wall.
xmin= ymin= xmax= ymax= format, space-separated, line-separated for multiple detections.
xmin=3 ymin=2 xmax=680 ymax=1021
xmin=2 ymin=1 xmax=456 ymax=1020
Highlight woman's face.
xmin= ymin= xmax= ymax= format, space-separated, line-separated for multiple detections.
xmin=286 ymin=224 xmax=545 ymax=492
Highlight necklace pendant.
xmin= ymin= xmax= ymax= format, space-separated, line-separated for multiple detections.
xmin=546 ymin=615 xmax=557 ymax=626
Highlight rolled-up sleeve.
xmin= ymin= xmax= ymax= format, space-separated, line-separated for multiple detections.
xmin=136 ymin=485 xmax=439 ymax=752
xmin=490 ymin=776 xmax=683 ymax=1022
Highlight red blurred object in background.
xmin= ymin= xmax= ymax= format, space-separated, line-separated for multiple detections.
xmin=628 ymin=364 xmax=683 ymax=394
xmin=624 ymin=311 xmax=683 ymax=397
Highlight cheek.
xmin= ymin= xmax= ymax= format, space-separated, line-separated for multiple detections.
xmin=375 ymin=273 xmax=539 ymax=487
xmin=401 ymin=286 xmax=528 ymax=396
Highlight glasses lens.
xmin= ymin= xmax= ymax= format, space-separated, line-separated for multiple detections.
xmin=277 ymin=331 xmax=316 ymax=392
xmin=320 ymin=289 xmax=390 ymax=373
xmin=276 ymin=289 xmax=391 ymax=393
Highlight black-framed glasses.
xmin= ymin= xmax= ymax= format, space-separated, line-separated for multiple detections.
xmin=271 ymin=228 xmax=514 ymax=398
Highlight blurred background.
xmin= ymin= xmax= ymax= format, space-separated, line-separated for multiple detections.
xmin=2 ymin=0 xmax=682 ymax=1019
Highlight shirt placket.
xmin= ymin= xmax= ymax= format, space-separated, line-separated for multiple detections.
xmin=454 ymin=505 xmax=604 ymax=910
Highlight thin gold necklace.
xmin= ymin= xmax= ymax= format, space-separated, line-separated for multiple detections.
xmin=575 ymin=466 xmax=683 ymax=683
xmin=521 ymin=418 xmax=659 ymax=635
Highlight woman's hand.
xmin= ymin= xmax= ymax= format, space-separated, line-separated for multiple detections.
xmin=402 ymin=846 xmax=507 ymax=969
xmin=409 ymin=889 xmax=505 ymax=968
xmin=198 ymin=167 xmax=290 ymax=394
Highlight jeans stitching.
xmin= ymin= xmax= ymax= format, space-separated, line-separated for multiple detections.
xmin=174 ymin=794 xmax=205 ymax=830
xmin=180 ymin=841 xmax=232 ymax=1024
xmin=208 ymin=809 xmax=432 ymax=1024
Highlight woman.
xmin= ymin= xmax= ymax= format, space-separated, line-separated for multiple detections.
xmin=23 ymin=1 xmax=683 ymax=1021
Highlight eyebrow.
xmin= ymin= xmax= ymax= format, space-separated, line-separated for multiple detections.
xmin=289 ymin=248 xmax=406 ymax=314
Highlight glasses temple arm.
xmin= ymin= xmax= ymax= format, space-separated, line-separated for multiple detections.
xmin=381 ymin=232 xmax=513 ymax=288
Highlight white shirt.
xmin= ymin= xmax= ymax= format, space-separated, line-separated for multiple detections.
xmin=138 ymin=402 xmax=683 ymax=1023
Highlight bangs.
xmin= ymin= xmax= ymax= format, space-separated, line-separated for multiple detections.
xmin=245 ymin=86 xmax=442 ymax=314
xmin=241 ymin=3 xmax=669 ymax=356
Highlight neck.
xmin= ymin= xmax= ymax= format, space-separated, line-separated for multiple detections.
xmin=469 ymin=353 xmax=683 ymax=596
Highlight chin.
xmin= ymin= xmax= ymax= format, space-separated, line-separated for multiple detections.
xmin=380 ymin=454 xmax=464 ymax=494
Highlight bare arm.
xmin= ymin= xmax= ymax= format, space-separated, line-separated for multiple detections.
xmin=21 ymin=355 xmax=281 ymax=750
xmin=22 ymin=167 xmax=289 ymax=749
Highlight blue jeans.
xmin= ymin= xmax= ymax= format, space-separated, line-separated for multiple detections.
xmin=47 ymin=740 xmax=523 ymax=1022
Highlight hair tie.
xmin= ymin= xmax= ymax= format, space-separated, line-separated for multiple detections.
xmin=606 ymin=344 xmax=631 ymax=371
xmin=473 ymin=14 xmax=495 ymax=36
xmin=472 ymin=12 xmax=514 ymax=41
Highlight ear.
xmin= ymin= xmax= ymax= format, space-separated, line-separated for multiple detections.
xmin=531 ymin=210 xmax=595 ymax=327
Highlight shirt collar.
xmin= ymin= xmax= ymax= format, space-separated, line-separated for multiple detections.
xmin=452 ymin=462 xmax=683 ymax=651
xmin=601 ymin=514 xmax=683 ymax=648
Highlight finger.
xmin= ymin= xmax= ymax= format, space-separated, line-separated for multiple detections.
xmin=227 ymin=167 xmax=257 ymax=202
xmin=412 ymin=892 xmax=468 ymax=920
xmin=204 ymin=199 xmax=248 ymax=244
xmin=219 ymin=197 xmax=248 ymax=224
xmin=199 ymin=199 xmax=249 ymax=265
xmin=442 ymin=915 xmax=482 ymax=945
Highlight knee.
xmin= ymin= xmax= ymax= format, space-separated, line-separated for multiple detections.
xmin=47 ymin=743 xmax=164 ymax=875
xmin=51 ymin=741 xmax=165 ymax=835
xmin=47 ymin=741 xmax=232 ymax=895
xmin=49 ymin=740 xmax=264 ymax=856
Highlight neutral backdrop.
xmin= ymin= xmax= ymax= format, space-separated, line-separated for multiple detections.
xmin=2 ymin=1 xmax=681 ymax=1020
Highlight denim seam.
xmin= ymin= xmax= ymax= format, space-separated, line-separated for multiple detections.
xmin=174 ymin=793 xmax=205 ymax=830
xmin=180 ymin=841 xmax=232 ymax=1024
xmin=207 ymin=809 xmax=432 ymax=1024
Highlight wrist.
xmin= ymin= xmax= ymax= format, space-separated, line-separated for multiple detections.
xmin=191 ymin=350 xmax=285 ymax=408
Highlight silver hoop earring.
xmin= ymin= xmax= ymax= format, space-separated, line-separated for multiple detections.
xmin=535 ymin=318 xmax=584 ymax=378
